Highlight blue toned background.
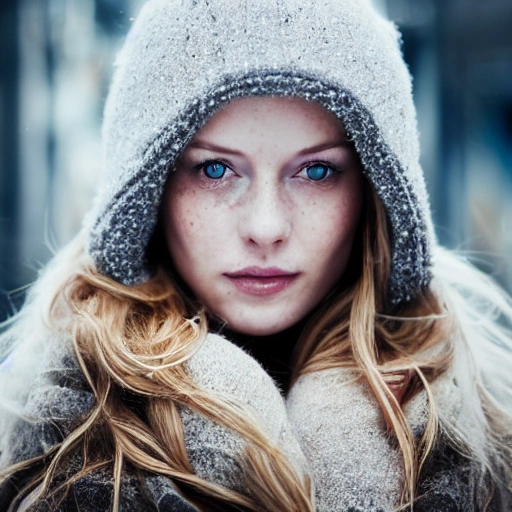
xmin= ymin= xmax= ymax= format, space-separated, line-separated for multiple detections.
xmin=1 ymin=0 xmax=512 ymax=321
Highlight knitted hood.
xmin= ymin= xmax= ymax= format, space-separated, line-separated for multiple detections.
xmin=86 ymin=0 xmax=435 ymax=305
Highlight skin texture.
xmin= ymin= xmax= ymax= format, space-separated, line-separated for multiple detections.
xmin=163 ymin=96 xmax=363 ymax=336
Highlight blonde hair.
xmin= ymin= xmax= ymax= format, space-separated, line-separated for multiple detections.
xmin=1 ymin=183 xmax=511 ymax=510
xmin=1 ymin=245 xmax=312 ymax=511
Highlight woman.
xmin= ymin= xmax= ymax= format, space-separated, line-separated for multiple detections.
xmin=1 ymin=0 xmax=511 ymax=510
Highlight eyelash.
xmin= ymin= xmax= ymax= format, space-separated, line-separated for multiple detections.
xmin=298 ymin=162 xmax=341 ymax=181
xmin=194 ymin=159 xmax=232 ymax=180
xmin=193 ymin=159 xmax=342 ymax=182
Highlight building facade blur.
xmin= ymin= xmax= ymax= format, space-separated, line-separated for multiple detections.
xmin=1 ymin=0 xmax=512 ymax=321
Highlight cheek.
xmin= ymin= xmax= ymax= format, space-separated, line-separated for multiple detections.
xmin=162 ymin=185 xmax=231 ymax=274
xmin=163 ymin=186 xmax=205 ymax=265
xmin=302 ymin=183 xmax=362 ymax=249
xmin=299 ymin=180 xmax=364 ymax=282
xmin=165 ymin=188 xmax=198 ymax=240
xmin=333 ymin=192 xmax=363 ymax=249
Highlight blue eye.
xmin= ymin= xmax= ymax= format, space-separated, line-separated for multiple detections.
xmin=306 ymin=164 xmax=332 ymax=181
xmin=203 ymin=162 xmax=227 ymax=179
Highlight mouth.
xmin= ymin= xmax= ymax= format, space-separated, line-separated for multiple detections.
xmin=224 ymin=267 xmax=299 ymax=296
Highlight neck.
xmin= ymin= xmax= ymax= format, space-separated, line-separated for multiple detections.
xmin=209 ymin=318 xmax=306 ymax=393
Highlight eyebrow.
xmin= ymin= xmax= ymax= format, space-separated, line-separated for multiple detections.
xmin=186 ymin=141 xmax=245 ymax=156
xmin=297 ymin=139 xmax=353 ymax=155
xmin=187 ymin=139 xmax=352 ymax=156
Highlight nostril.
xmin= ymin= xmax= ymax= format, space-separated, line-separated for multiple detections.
xmin=248 ymin=234 xmax=285 ymax=246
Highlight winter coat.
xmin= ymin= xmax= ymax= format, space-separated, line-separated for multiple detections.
xmin=0 ymin=333 xmax=306 ymax=511
xmin=1 ymin=331 xmax=500 ymax=511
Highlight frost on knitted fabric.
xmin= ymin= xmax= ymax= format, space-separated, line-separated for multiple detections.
xmin=86 ymin=0 xmax=434 ymax=306
xmin=287 ymin=366 xmax=485 ymax=511
xmin=287 ymin=368 xmax=403 ymax=511
xmin=183 ymin=333 xmax=309 ymax=490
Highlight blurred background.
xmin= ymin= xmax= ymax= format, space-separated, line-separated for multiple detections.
xmin=1 ymin=0 xmax=511 ymax=321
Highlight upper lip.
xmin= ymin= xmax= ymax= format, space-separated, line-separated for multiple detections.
xmin=224 ymin=266 xmax=298 ymax=278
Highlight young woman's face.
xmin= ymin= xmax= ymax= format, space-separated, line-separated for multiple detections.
xmin=163 ymin=96 xmax=363 ymax=336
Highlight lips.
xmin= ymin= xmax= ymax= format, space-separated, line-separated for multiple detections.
xmin=224 ymin=267 xmax=299 ymax=296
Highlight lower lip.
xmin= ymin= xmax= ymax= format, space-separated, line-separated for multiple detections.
xmin=226 ymin=275 xmax=298 ymax=296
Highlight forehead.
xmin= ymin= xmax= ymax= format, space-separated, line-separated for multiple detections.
xmin=189 ymin=96 xmax=348 ymax=148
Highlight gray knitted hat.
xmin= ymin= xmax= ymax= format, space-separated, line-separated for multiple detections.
xmin=86 ymin=0 xmax=435 ymax=306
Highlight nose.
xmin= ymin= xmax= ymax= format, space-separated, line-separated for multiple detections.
xmin=238 ymin=178 xmax=291 ymax=250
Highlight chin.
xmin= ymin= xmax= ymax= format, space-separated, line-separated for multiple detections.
xmin=223 ymin=316 xmax=297 ymax=337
